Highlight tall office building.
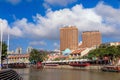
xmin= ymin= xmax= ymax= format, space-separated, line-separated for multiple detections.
xmin=60 ymin=26 xmax=78 ymax=51
xmin=81 ymin=31 xmax=101 ymax=48
xmin=15 ymin=47 xmax=22 ymax=54
xmin=26 ymin=46 xmax=33 ymax=53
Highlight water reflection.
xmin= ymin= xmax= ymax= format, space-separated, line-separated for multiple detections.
xmin=15 ymin=68 xmax=120 ymax=80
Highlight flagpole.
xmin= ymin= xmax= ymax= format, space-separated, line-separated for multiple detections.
xmin=7 ymin=27 xmax=9 ymax=68
xmin=0 ymin=21 xmax=3 ymax=70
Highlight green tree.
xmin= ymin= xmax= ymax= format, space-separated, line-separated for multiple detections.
xmin=0 ymin=42 xmax=7 ymax=60
xmin=106 ymin=46 xmax=118 ymax=57
xmin=29 ymin=49 xmax=47 ymax=64
xmin=54 ymin=58 xmax=61 ymax=61
xmin=88 ymin=45 xmax=120 ymax=59
xmin=117 ymin=45 xmax=120 ymax=56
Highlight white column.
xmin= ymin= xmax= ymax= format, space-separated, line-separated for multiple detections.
xmin=7 ymin=27 xmax=9 ymax=68
xmin=0 ymin=21 xmax=3 ymax=70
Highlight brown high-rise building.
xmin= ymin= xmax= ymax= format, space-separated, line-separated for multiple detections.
xmin=60 ymin=26 xmax=78 ymax=51
xmin=82 ymin=31 xmax=101 ymax=48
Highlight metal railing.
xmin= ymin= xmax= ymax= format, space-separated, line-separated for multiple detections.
xmin=0 ymin=69 xmax=23 ymax=80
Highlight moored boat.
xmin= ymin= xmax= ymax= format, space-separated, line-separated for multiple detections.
xmin=5 ymin=63 xmax=27 ymax=68
xmin=69 ymin=62 xmax=90 ymax=67
xmin=101 ymin=66 xmax=120 ymax=72
xmin=36 ymin=62 xmax=43 ymax=69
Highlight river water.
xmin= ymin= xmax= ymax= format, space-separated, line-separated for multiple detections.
xmin=15 ymin=68 xmax=120 ymax=80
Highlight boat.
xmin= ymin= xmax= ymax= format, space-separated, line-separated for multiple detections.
xmin=36 ymin=62 xmax=43 ymax=69
xmin=30 ymin=62 xmax=43 ymax=69
xmin=69 ymin=62 xmax=90 ymax=67
xmin=101 ymin=66 xmax=120 ymax=72
xmin=7 ymin=63 xmax=27 ymax=68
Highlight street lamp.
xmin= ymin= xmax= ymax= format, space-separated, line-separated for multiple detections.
xmin=0 ymin=21 xmax=3 ymax=70
xmin=7 ymin=26 xmax=9 ymax=68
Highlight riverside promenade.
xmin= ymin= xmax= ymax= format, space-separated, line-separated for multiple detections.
xmin=42 ymin=59 xmax=106 ymax=70
xmin=43 ymin=65 xmax=103 ymax=70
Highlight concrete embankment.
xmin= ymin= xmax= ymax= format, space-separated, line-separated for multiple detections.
xmin=43 ymin=65 xmax=104 ymax=70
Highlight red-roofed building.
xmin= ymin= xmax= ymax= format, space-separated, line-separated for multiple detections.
xmin=3 ymin=54 xmax=30 ymax=64
xmin=70 ymin=48 xmax=85 ymax=59
xmin=69 ymin=48 xmax=93 ymax=59
xmin=109 ymin=42 xmax=120 ymax=46
xmin=47 ymin=54 xmax=60 ymax=61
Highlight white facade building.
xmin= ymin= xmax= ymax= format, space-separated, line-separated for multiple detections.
xmin=26 ymin=46 xmax=33 ymax=53
xmin=15 ymin=47 xmax=22 ymax=54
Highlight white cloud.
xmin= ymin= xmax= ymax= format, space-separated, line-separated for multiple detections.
xmin=29 ymin=41 xmax=47 ymax=46
xmin=43 ymin=0 xmax=77 ymax=7
xmin=1 ymin=2 xmax=120 ymax=41
xmin=43 ymin=3 xmax=51 ymax=9
xmin=94 ymin=2 xmax=120 ymax=37
xmin=53 ymin=42 xmax=59 ymax=49
xmin=0 ymin=18 xmax=23 ymax=39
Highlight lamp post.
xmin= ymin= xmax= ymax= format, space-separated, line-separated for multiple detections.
xmin=0 ymin=21 xmax=3 ymax=70
xmin=7 ymin=27 xmax=9 ymax=68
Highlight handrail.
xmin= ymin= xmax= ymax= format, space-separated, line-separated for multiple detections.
xmin=0 ymin=69 xmax=23 ymax=80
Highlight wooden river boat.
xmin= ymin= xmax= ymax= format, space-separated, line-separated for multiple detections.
xmin=101 ymin=66 xmax=120 ymax=72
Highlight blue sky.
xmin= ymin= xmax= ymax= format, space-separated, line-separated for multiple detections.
xmin=0 ymin=0 xmax=120 ymax=53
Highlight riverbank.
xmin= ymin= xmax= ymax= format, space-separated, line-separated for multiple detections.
xmin=43 ymin=65 xmax=104 ymax=70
